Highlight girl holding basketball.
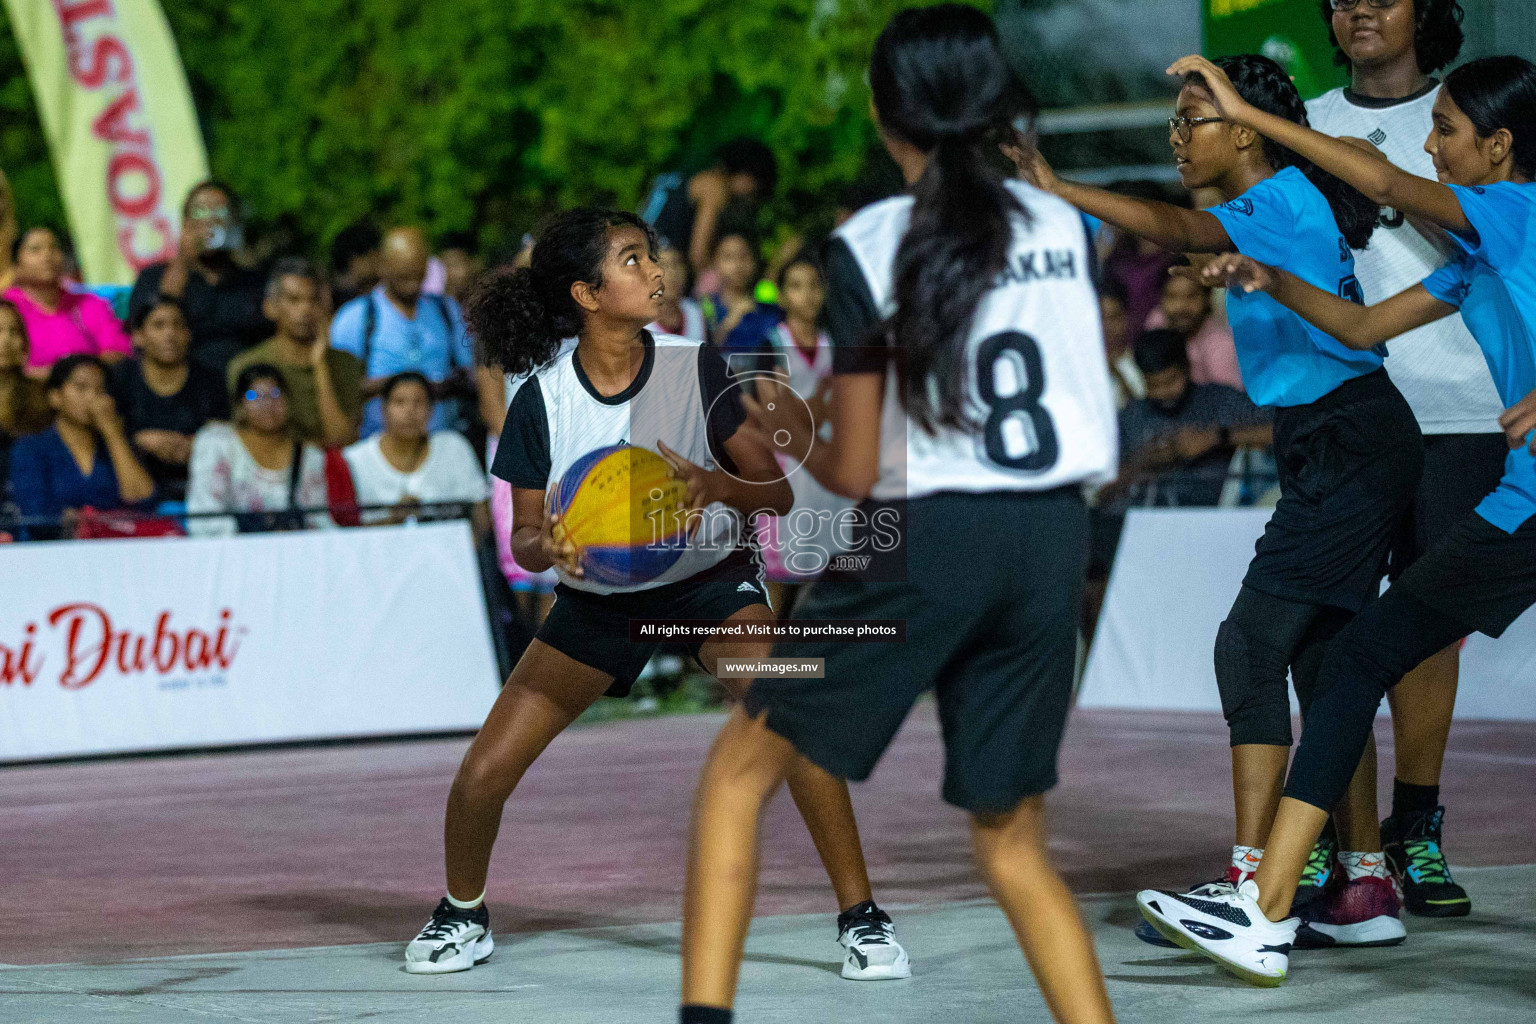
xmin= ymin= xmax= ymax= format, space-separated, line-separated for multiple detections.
xmin=1134 ymin=53 xmax=1536 ymax=987
xmin=680 ymin=8 xmax=1119 ymax=1023
xmin=1012 ymin=53 xmax=1425 ymax=959
xmin=403 ymin=208 xmax=909 ymax=981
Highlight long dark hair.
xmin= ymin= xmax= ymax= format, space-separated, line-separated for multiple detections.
xmin=465 ymin=208 xmax=657 ymax=376
xmin=1201 ymin=55 xmax=1379 ymax=249
xmin=1320 ymin=0 xmax=1464 ymax=75
xmin=1444 ymin=56 xmax=1536 ymax=181
xmin=872 ymin=5 xmax=1037 ymax=435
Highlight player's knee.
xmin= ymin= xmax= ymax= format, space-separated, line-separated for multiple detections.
xmin=1215 ymin=617 xmax=1293 ymax=747
xmin=451 ymin=756 xmax=514 ymax=812
xmin=704 ymin=708 xmax=792 ymax=795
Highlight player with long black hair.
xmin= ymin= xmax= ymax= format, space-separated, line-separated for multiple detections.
xmin=401 ymin=207 xmax=908 ymax=982
xmin=1014 ymin=53 xmax=1424 ymax=961
xmin=679 ymin=7 xmax=1119 ymax=1023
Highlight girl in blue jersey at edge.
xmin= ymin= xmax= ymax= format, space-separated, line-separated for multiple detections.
xmin=1012 ymin=52 xmax=1426 ymax=958
xmin=1143 ymin=54 xmax=1536 ymax=986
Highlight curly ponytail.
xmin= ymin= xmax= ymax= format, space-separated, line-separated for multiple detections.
xmin=465 ymin=207 xmax=657 ymax=376
xmin=1205 ymin=54 xmax=1379 ymax=250
xmin=871 ymin=5 xmax=1037 ymax=435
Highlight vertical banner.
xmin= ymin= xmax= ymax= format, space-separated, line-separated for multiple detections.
xmin=3 ymin=0 xmax=209 ymax=285
xmin=1204 ymin=0 xmax=1348 ymax=100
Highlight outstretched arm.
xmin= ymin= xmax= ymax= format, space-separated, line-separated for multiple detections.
xmin=1005 ymin=142 xmax=1236 ymax=254
xmin=1202 ymin=254 xmax=1456 ymax=350
xmin=1169 ymin=55 xmax=1471 ymax=235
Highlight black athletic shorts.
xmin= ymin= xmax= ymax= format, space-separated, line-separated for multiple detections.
xmin=1244 ymin=369 xmax=1423 ymax=612
xmin=536 ymin=548 xmax=769 ymax=697
xmin=744 ymin=488 xmax=1089 ymax=815
xmin=1387 ymin=432 xmax=1509 ymax=578
xmin=1394 ymin=510 xmax=1536 ymax=639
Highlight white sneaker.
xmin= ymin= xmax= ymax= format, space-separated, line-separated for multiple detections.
xmin=1137 ymin=879 xmax=1298 ymax=987
xmin=404 ymin=897 xmax=495 ymax=975
xmin=836 ymin=901 xmax=912 ymax=980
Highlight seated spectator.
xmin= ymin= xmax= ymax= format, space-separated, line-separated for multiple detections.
xmin=8 ymin=354 xmax=155 ymax=535
xmin=1115 ymin=329 xmax=1271 ymax=508
xmin=4 ymin=228 xmax=132 ymax=371
xmin=330 ymin=227 xmax=475 ymax=437
xmin=1145 ymin=273 xmax=1243 ymax=391
xmin=110 ymin=298 xmax=229 ymax=501
xmin=1099 ymin=277 xmax=1143 ymax=409
xmin=0 ymin=298 xmax=51 ymax=496
xmin=128 ymin=181 xmax=271 ymax=378
xmin=436 ymin=230 xmax=483 ymax=305
xmin=186 ymin=364 xmax=332 ymax=537
xmin=648 ymin=244 xmax=706 ymax=341
xmin=227 ymin=258 xmax=363 ymax=447
xmin=1101 ymin=180 xmax=1183 ymax=331
xmin=343 ymin=372 xmax=488 ymax=527
xmin=329 ymin=221 xmax=382 ymax=308
xmin=701 ymin=228 xmax=780 ymax=355
xmin=643 ymin=137 xmax=777 ymax=277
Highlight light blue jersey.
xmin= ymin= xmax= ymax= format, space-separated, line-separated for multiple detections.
xmin=1422 ymin=181 xmax=1536 ymax=533
xmin=1210 ymin=166 xmax=1384 ymax=408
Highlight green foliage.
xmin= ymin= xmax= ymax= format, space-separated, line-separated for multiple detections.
xmin=1 ymin=0 xmax=978 ymax=263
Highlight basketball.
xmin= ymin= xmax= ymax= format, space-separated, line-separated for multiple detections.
xmin=548 ymin=444 xmax=692 ymax=586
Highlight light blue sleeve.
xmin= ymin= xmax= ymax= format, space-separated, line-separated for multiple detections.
xmin=446 ymin=296 xmax=475 ymax=367
xmin=1207 ymin=175 xmax=1295 ymax=267
xmin=329 ymin=297 xmax=367 ymax=359
xmin=1448 ymin=183 xmax=1532 ymax=272
xmin=1422 ymin=256 xmax=1472 ymax=309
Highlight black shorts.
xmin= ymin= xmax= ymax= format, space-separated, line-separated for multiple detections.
xmin=535 ymin=548 xmax=769 ymax=697
xmin=1244 ymin=369 xmax=1423 ymax=612
xmin=1387 ymin=432 xmax=1509 ymax=578
xmin=1395 ymin=511 xmax=1536 ymax=639
xmin=744 ymin=488 xmax=1088 ymax=815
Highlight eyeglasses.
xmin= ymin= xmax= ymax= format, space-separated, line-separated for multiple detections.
xmin=1169 ymin=116 xmax=1226 ymax=143
xmin=243 ymin=387 xmax=284 ymax=403
xmin=1329 ymin=0 xmax=1401 ymax=11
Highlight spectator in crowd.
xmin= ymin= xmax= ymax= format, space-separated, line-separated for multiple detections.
xmin=1101 ymin=180 xmax=1184 ymax=332
xmin=1099 ymin=277 xmax=1144 ymax=409
xmin=1145 ymin=272 xmax=1243 ymax=391
xmin=186 ymin=364 xmax=332 ymax=537
xmin=701 ymin=228 xmax=780 ymax=356
xmin=436 ymin=231 xmax=483 ymax=305
xmin=0 ymin=168 xmax=14 ymax=291
xmin=330 ymin=221 xmax=382 ymax=308
xmin=110 ymin=298 xmax=229 ymax=501
xmin=643 ymin=137 xmax=778 ymax=278
xmin=227 ymin=258 xmax=363 ymax=447
xmin=648 ymin=244 xmax=707 ymax=341
xmin=343 ymin=371 xmax=488 ymax=528
xmin=8 ymin=354 xmax=155 ymax=533
xmin=128 ymin=181 xmax=271 ymax=378
xmin=330 ymin=226 xmax=475 ymax=437
xmin=1114 ymin=329 xmax=1271 ymax=508
xmin=4 ymin=228 xmax=132 ymax=371
xmin=0 ymin=299 xmax=51 ymax=496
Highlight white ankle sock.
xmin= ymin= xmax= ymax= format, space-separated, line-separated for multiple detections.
xmin=446 ymin=890 xmax=485 ymax=910
xmin=1231 ymin=845 xmax=1264 ymax=877
xmin=1338 ymin=851 xmax=1389 ymax=881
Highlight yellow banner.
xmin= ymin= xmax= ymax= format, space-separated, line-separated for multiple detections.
xmin=4 ymin=0 xmax=209 ymax=285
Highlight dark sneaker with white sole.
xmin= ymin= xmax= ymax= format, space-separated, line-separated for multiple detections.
xmin=1382 ymin=806 xmax=1471 ymax=918
xmin=404 ymin=898 xmax=494 ymax=975
xmin=836 ymin=901 xmax=911 ymax=980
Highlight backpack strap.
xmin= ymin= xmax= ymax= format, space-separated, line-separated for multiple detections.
xmin=427 ymin=294 xmax=459 ymax=371
xmin=286 ymin=440 xmax=304 ymax=510
xmin=361 ymin=294 xmax=377 ymax=375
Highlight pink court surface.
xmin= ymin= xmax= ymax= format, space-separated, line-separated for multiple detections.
xmin=3 ymin=705 xmax=1535 ymax=1023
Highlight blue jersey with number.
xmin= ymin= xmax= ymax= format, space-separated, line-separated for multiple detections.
xmin=1210 ymin=166 xmax=1384 ymax=408
xmin=1422 ymin=182 xmax=1536 ymax=532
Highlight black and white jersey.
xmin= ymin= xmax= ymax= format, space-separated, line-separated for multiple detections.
xmin=829 ymin=179 xmax=1118 ymax=501
xmin=491 ymin=331 xmax=750 ymax=595
xmin=1307 ymin=84 xmax=1503 ymax=434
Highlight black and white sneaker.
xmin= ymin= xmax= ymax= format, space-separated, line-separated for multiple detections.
xmin=836 ymin=901 xmax=911 ymax=980
xmin=1137 ymin=879 xmax=1298 ymax=987
xmin=404 ymin=897 xmax=494 ymax=975
xmin=1134 ymin=874 xmax=1240 ymax=948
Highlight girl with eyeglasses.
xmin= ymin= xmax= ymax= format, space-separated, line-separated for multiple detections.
xmin=1012 ymin=54 xmax=1424 ymax=976
xmin=1142 ymin=51 xmax=1536 ymax=988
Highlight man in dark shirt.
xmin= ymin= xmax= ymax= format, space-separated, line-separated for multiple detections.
xmin=110 ymin=297 xmax=228 ymax=501
xmin=128 ymin=181 xmax=272 ymax=379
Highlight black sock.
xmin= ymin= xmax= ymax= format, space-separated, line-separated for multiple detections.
xmin=1392 ymin=779 xmax=1440 ymax=820
xmin=680 ymin=1005 xmax=733 ymax=1024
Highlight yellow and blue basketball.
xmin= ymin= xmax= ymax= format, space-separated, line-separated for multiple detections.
xmin=548 ymin=444 xmax=691 ymax=586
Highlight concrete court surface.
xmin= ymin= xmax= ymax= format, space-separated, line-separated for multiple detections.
xmin=2 ymin=706 xmax=1534 ymax=1023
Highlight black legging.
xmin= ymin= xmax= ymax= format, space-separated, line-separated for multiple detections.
xmin=1283 ymin=587 xmax=1471 ymax=812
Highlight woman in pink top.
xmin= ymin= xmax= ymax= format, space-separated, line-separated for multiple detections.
xmin=1145 ymin=272 xmax=1244 ymax=391
xmin=4 ymin=227 xmax=132 ymax=372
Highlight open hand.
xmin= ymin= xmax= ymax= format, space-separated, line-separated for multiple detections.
xmin=539 ymin=508 xmax=582 ymax=577
xmin=1199 ymin=253 xmax=1275 ymax=295
xmin=1000 ymin=137 xmax=1060 ymax=193
xmin=657 ymin=440 xmax=723 ymax=513
xmin=740 ymin=377 xmax=814 ymax=463
xmin=1166 ymin=55 xmax=1252 ymax=125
